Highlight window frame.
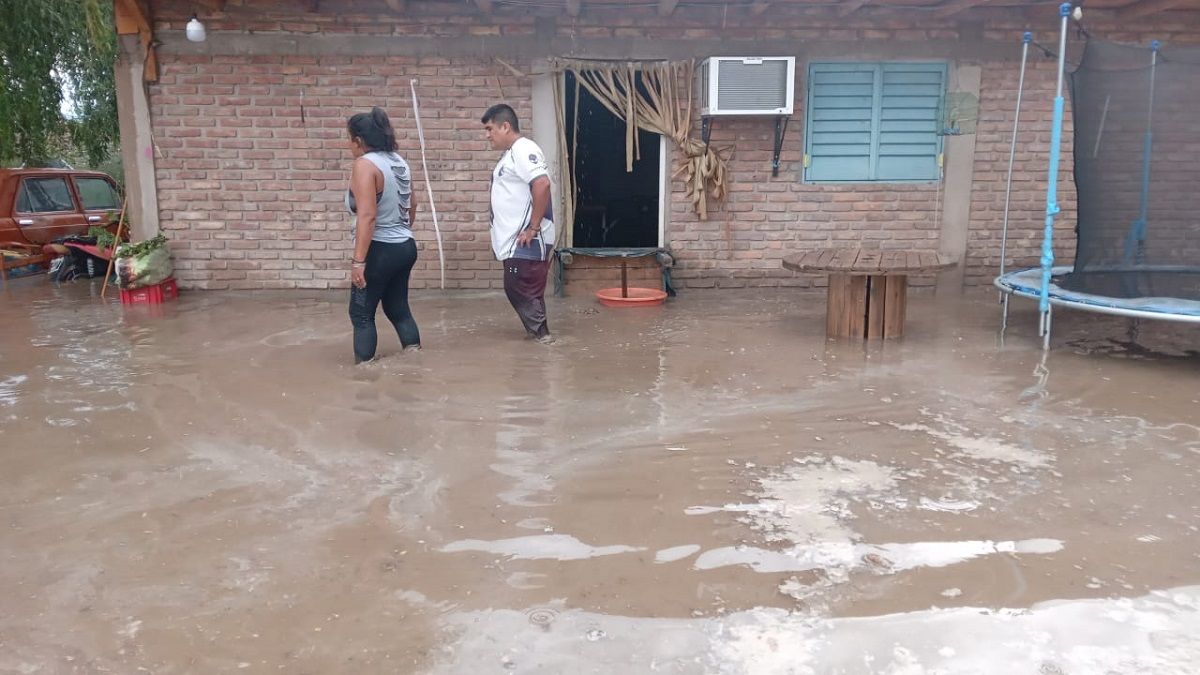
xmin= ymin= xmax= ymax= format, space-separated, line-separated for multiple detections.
xmin=803 ymin=61 xmax=948 ymax=185
xmin=73 ymin=175 xmax=122 ymax=212
xmin=14 ymin=176 xmax=80 ymax=215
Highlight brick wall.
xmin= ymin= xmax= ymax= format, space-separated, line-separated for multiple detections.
xmin=667 ymin=116 xmax=946 ymax=290
xmin=965 ymin=58 xmax=1077 ymax=287
xmin=145 ymin=1 xmax=1195 ymax=292
xmin=151 ymin=53 xmax=527 ymax=290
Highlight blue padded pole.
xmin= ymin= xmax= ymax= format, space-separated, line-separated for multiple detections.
xmin=1125 ymin=40 xmax=1159 ymax=266
xmin=1039 ymin=4 xmax=1072 ymax=346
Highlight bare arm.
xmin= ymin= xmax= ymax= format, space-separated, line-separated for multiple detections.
xmin=527 ymin=175 xmax=551 ymax=233
xmin=351 ymin=157 xmax=378 ymax=262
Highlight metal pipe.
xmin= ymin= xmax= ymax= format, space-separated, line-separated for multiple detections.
xmin=1000 ymin=32 xmax=1033 ymax=304
xmin=1126 ymin=41 xmax=1160 ymax=266
xmin=1092 ymin=94 xmax=1110 ymax=159
xmin=1038 ymin=3 xmax=1072 ymax=348
xmin=1043 ymin=304 xmax=1053 ymax=350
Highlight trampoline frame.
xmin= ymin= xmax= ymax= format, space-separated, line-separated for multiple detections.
xmin=996 ymin=266 xmax=1200 ymax=325
xmin=995 ymin=4 xmax=1198 ymax=347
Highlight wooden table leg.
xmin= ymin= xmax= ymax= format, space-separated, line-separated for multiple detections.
xmin=882 ymin=275 xmax=907 ymax=338
xmin=826 ymin=274 xmax=910 ymax=340
xmin=826 ymin=274 xmax=846 ymax=338
xmin=865 ymin=274 xmax=909 ymax=338
xmin=867 ymin=275 xmax=886 ymax=338
xmin=826 ymin=273 xmax=869 ymax=339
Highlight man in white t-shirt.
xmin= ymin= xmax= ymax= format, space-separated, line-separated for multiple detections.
xmin=482 ymin=104 xmax=556 ymax=343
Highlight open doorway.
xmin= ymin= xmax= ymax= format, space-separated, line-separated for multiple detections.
xmin=564 ymin=70 xmax=662 ymax=248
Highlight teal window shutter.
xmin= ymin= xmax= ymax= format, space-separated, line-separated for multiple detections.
xmin=806 ymin=64 xmax=876 ymax=182
xmin=805 ymin=62 xmax=945 ymax=182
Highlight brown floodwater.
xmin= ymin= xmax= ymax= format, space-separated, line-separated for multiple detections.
xmin=1 ymin=278 xmax=1198 ymax=674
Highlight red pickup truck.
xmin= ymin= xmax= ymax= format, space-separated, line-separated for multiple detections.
xmin=0 ymin=168 xmax=123 ymax=281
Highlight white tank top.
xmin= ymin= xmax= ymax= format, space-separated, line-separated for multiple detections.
xmin=346 ymin=151 xmax=412 ymax=243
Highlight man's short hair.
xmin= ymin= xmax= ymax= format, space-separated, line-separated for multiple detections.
xmin=481 ymin=104 xmax=520 ymax=133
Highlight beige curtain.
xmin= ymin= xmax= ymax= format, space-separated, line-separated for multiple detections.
xmin=551 ymin=59 xmax=729 ymax=232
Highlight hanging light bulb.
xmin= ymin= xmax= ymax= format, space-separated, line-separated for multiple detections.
xmin=186 ymin=15 xmax=206 ymax=42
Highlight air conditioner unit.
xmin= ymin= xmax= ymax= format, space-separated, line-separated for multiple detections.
xmin=699 ymin=56 xmax=795 ymax=117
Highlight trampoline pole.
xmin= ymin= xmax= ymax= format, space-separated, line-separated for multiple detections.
xmin=1000 ymin=33 xmax=1033 ymax=304
xmin=1128 ymin=41 xmax=1159 ymax=266
xmin=1039 ymin=4 xmax=1072 ymax=347
xmin=1043 ymin=304 xmax=1053 ymax=351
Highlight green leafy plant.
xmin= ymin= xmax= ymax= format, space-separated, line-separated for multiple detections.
xmin=116 ymin=233 xmax=168 ymax=259
xmin=87 ymin=225 xmax=116 ymax=250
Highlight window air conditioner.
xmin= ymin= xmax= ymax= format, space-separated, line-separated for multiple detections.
xmin=699 ymin=56 xmax=795 ymax=117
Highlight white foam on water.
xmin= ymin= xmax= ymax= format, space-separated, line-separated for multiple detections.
xmin=655 ymin=545 xmax=702 ymax=563
xmin=0 ymin=374 xmax=27 ymax=406
xmin=395 ymin=589 xmax=456 ymax=612
xmin=685 ymin=503 xmax=778 ymax=516
xmin=891 ymin=421 xmax=1051 ymax=468
xmin=440 ymin=534 xmax=644 ymax=561
xmin=427 ymin=586 xmax=1200 ymax=674
xmin=690 ymin=456 xmax=900 ymax=547
xmin=692 ymin=538 xmax=1064 ymax=574
xmin=918 ymin=497 xmax=979 ymax=513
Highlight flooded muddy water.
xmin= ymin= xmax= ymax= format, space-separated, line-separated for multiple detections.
xmin=1 ymin=279 xmax=1198 ymax=673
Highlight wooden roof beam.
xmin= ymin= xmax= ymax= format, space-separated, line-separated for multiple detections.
xmin=1118 ymin=0 xmax=1195 ymax=20
xmin=838 ymin=0 xmax=870 ymax=17
xmin=567 ymin=0 xmax=582 ymax=16
xmin=113 ymin=0 xmax=157 ymax=81
xmin=750 ymin=2 xmax=771 ymax=16
xmin=114 ymin=0 xmax=151 ymax=35
xmin=658 ymin=0 xmax=679 ymax=16
xmin=475 ymin=0 xmax=494 ymax=13
xmin=933 ymin=0 xmax=993 ymax=19
xmin=385 ymin=0 xmax=406 ymax=12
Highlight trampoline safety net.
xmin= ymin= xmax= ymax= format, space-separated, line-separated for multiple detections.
xmin=1064 ymin=40 xmax=1200 ymax=301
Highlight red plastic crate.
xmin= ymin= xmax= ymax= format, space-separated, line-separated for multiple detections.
xmin=120 ymin=277 xmax=179 ymax=305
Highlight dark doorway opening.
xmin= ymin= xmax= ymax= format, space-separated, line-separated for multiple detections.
xmin=565 ymin=71 xmax=661 ymax=248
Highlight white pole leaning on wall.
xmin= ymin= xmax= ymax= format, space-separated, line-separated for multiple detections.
xmin=410 ymin=79 xmax=447 ymax=290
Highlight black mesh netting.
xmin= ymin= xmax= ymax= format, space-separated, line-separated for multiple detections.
xmin=1063 ymin=40 xmax=1200 ymax=300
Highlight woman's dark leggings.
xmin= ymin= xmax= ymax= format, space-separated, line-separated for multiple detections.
xmin=349 ymin=238 xmax=420 ymax=363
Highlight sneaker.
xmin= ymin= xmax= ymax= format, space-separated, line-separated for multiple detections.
xmin=403 ymin=345 xmax=422 ymax=353
xmin=534 ymin=334 xmax=556 ymax=345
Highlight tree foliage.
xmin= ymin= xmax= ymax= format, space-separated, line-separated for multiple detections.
xmin=0 ymin=0 xmax=118 ymax=167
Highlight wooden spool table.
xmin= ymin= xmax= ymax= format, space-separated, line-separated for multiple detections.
xmin=783 ymin=248 xmax=956 ymax=339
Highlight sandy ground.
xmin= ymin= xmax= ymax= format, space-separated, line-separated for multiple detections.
xmin=1 ymin=278 xmax=1198 ymax=674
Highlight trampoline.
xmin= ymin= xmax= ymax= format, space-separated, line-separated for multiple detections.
xmin=996 ymin=266 xmax=1200 ymax=323
xmin=995 ymin=4 xmax=1200 ymax=347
